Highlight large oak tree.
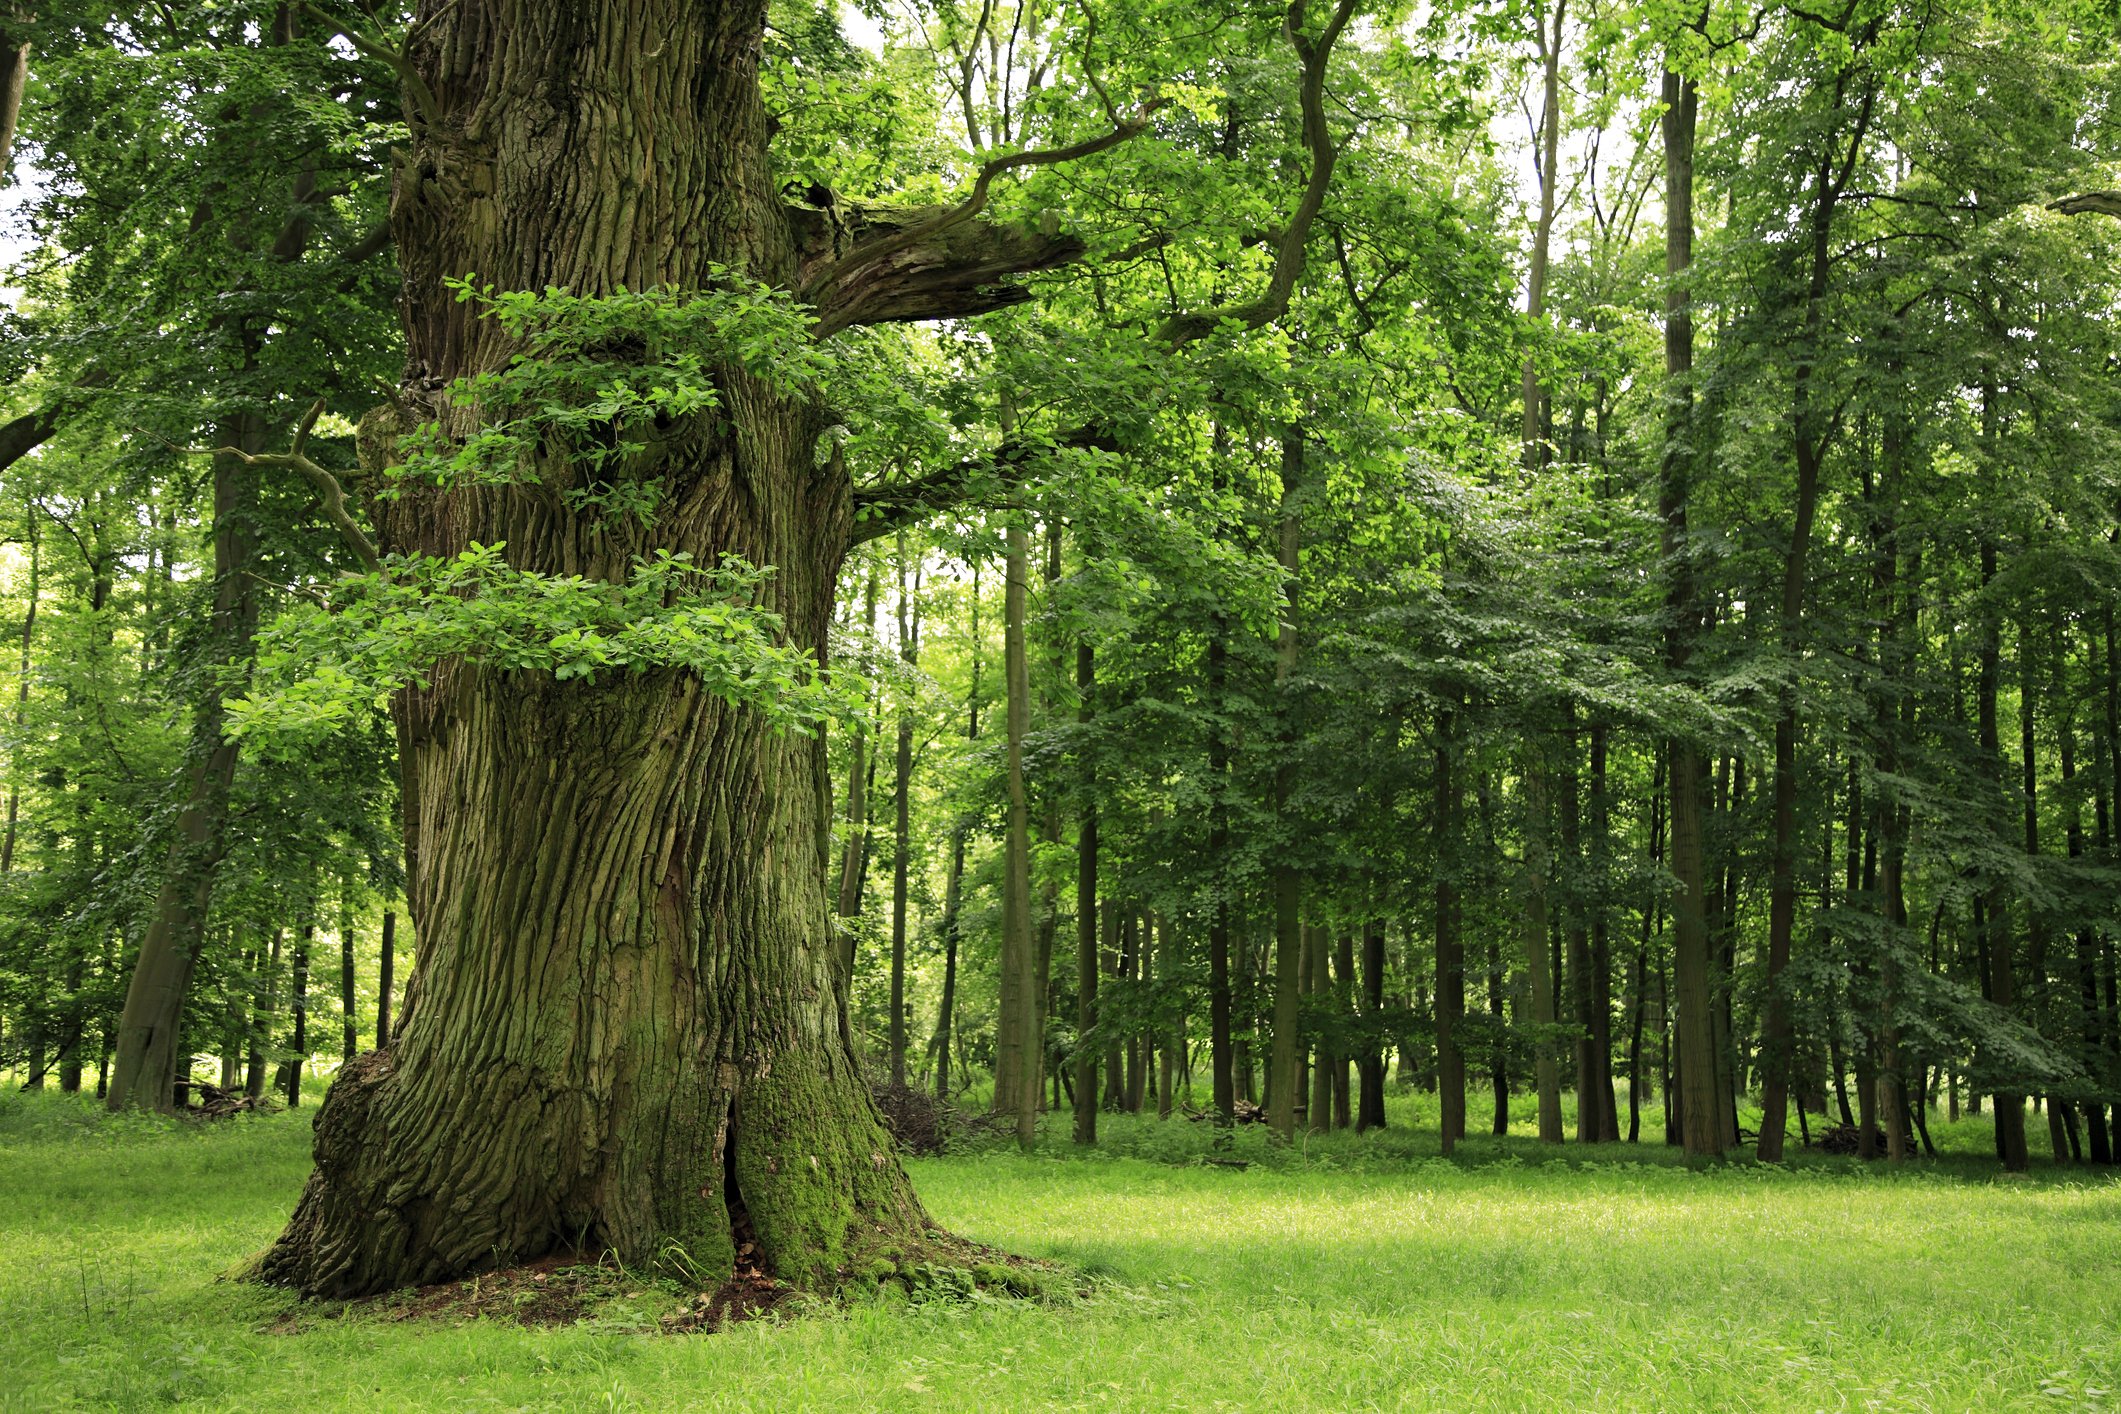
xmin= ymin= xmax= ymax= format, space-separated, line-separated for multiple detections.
xmin=250 ymin=0 xmax=1136 ymax=1297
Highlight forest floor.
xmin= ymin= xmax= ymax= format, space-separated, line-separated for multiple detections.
xmin=0 ymin=1088 xmax=2114 ymax=1414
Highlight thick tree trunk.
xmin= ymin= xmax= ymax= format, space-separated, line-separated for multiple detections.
xmin=255 ymin=0 xmax=1080 ymax=1296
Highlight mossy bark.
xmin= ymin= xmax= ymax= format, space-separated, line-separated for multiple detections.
xmin=254 ymin=0 xmax=1076 ymax=1298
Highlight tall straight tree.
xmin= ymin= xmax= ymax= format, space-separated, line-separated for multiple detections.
xmin=1269 ymin=426 xmax=1307 ymax=1140
xmin=890 ymin=535 xmax=919 ymax=1088
xmin=1757 ymin=34 xmax=1879 ymax=1162
xmin=1659 ymin=57 xmax=1721 ymax=1158
xmin=1074 ymin=638 xmax=1099 ymax=1142
xmin=997 ymin=510 xmax=1038 ymax=1141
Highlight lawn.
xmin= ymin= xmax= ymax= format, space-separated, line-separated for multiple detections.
xmin=1 ymin=1089 xmax=2114 ymax=1413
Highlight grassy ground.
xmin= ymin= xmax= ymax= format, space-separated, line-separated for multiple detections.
xmin=1 ymin=1087 xmax=2114 ymax=1413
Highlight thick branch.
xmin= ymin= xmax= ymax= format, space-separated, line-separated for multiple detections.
xmin=0 ymin=35 xmax=26 ymax=177
xmin=1146 ymin=0 xmax=1359 ymax=350
xmin=2050 ymin=191 xmax=2121 ymax=218
xmin=797 ymin=96 xmax=1165 ymax=323
xmin=0 ymin=369 xmax=110 ymax=480
xmin=849 ymin=425 xmax=1117 ymax=546
xmin=791 ymin=199 xmax=1087 ymax=340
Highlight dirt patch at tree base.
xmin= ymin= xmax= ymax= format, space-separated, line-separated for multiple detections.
xmin=261 ymin=1234 xmax=1072 ymax=1338
xmin=262 ymin=1251 xmax=694 ymax=1335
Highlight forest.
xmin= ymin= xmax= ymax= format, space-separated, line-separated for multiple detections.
xmin=0 ymin=0 xmax=2118 ymax=1409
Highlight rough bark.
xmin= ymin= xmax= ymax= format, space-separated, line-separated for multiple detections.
xmin=253 ymin=0 xmax=1094 ymax=1296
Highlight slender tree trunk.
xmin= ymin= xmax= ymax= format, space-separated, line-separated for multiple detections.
xmin=1490 ymin=937 xmax=1509 ymax=1135
xmin=1359 ymin=918 xmax=1386 ymax=1130
xmin=1524 ymin=755 xmax=1563 ymax=1143
xmin=247 ymin=929 xmax=279 ymax=1102
xmin=376 ymin=912 xmax=395 ymax=1050
xmin=107 ymin=434 xmax=257 ymax=1112
xmin=1977 ymin=540 xmax=2029 ymax=1171
xmin=1332 ymin=933 xmax=1354 ymax=1128
xmin=1208 ymin=614 xmax=1235 ymax=1123
xmin=1758 ymin=88 xmax=1872 ymax=1159
xmin=935 ymin=830 xmax=962 ymax=1099
xmin=1435 ymin=710 xmax=1464 ymax=1148
xmin=1308 ymin=922 xmax=1332 ymax=1132
xmin=1564 ymin=716 xmax=1594 ymax=1142
xmin=936 ymin=564 xmax=978 ymax=1100
xmin=1103 ymin=906 xmax=1123 ymax=1108
xmin=0 ymin=34 xmax=27 ymax=176
xmin=835 ymin=558 xmax=877 ymax=938
xmin=999 ymin=515 xmax=1035 ymax=1136
xmin=340 ymin=892 xmax=358 ymax=1063
xmin=2063 ymin=653 xmax=2112 ymax=1162
xmin=1034 ymin=523 xmax=1066 ymax=1119
xmin=110 ymin=21 xmax=346 ymax=1107
xmin=1658 ymin=66 xmax=1718 ymax=1158
xmin=1630 ymin=750 xmax=1664 ymax=1143
xmin=890 ymin=538 xmax=918 ymax=1089
xmin=1589 ymin=722 xmax=1617 ymax=1141
xmin=1518 ymin=0 xmax=1566 ymax=1151
xmin=1269 ymin=427 xmax=1306 ymax=1140
xmin=1074 ymin=643 xmax=1099 ymax=1142
xmin=2 ymin=498 xmax=36 ymax=875
xmin=286 ymin=910 xmax=312 ymax=1109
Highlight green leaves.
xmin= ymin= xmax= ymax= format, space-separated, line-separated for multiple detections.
xmin=227 ymin=548 xmax=863 ymax=747
xmin=391 ymin=275 xmax=830 ymax=515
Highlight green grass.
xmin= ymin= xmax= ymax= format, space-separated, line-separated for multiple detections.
xmin=1 ymin=1087 xmax=2115 ymax=1413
